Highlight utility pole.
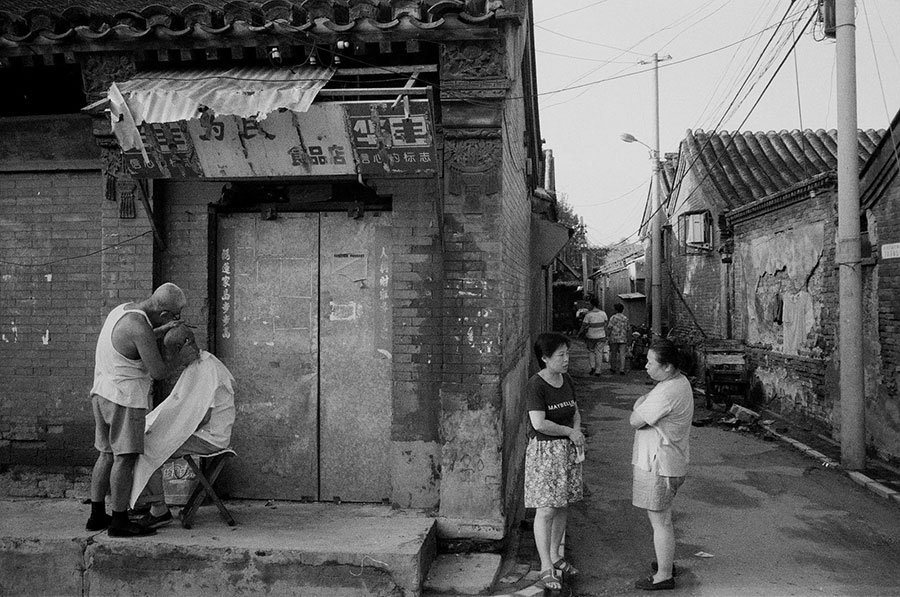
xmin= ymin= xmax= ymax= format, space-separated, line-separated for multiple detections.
xmin=621 ymin=54 xmax=668 ymax=337
xmin=835 ymin=0 xmax=865 ymax=470
xmin=649 ymin=52 xmax=663 ymax=339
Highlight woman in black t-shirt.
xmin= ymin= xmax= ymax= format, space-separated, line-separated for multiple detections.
xmin=524 ymin=332 xmax=585 ymax=590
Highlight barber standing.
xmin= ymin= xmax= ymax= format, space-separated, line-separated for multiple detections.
xmin=86 ymin=283 xmax=185 ymax=537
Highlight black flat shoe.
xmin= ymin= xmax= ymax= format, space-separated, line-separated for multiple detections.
xmin=635 ymin=576 xmax=675 ymax=591
xmin=85 ymin=513 xmax=111 ymax=531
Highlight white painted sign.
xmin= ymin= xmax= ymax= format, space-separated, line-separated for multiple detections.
xmin=882 ymin=242 xmax=900 ymax=260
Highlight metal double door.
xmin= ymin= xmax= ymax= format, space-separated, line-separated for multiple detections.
xmin=215 ymin=211 xmax=392 ymax=502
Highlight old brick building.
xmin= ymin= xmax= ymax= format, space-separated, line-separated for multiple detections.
xmin=0 ymin=0 xmax=568 ymax=541
xmin=860 ymin=109 xmax=900 ymax=464
xmin=665 ymin=128 xmax=900 ymax=461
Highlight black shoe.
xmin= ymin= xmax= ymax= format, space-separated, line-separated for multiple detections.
xmin=635 ymin=576 xmax=675 ymax=591
xmin=588 ymin=368 xmax=595 ymax=375
xmin=651 ymin=561 xmax=679 ymax=577
xmin=107 ymin=521 xmax=157 ymax=537
xmin=136 ymin=510 xmax=174 ymax=530
xmin=128 ymin=506 xmax=152 ymax=520
xmin=85 ymin=513 xmax=111 ymax=531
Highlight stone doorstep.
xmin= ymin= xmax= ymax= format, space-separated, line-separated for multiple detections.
xmin=0 ymin=499 xmax=436 ymax=597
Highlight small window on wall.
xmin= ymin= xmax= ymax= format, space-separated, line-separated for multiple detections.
xmin=679 ymin=211 xmax=712 ymax=251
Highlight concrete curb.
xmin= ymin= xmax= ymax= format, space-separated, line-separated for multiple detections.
xmin=760 ymin=423 xmax=900 ymax=507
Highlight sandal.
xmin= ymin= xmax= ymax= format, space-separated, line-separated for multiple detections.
xmin=538 ymin=568 xmax=562 ymax=590
xmin=553 ymin=557 xmax=579 ymax=577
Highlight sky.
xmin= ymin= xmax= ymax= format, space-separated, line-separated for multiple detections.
xmin=533 ymin=0 xmax=900 ymax=247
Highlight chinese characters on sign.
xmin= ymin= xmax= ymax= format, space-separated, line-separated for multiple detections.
xmin=122 ymin=100 xmax=436 ymax=179
xmin=345 ymin=100 xmax=436 ymax=175
xmin=220 ymin=248 xmax=232 ymax=340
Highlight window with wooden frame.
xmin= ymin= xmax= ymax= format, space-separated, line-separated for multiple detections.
xmin=678 ymin=210 xmax=713 ymax=251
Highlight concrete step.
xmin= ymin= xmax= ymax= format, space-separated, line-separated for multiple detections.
xmin=1 ymin=499 xmax=436 ymax=597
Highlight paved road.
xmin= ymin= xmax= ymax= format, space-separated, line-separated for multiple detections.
xmin=555 ymin=365 xmax=900 ymax=597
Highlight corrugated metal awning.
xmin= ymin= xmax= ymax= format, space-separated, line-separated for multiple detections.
xmin=108 ymin=66 xmax=335 ymax=157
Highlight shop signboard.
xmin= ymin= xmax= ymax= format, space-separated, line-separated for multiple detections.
xmin=122 ymin=99 xmax=436 ymax=179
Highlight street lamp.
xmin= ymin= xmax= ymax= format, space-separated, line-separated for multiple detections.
xmin=622 ymin=132 xmax=662 ymax=338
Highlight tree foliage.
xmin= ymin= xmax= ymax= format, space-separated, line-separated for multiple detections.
xmin=555 ymin=193 xmax=609 ymax=270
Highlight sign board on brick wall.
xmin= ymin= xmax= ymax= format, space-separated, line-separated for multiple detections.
xmin=121 ymin=100 xmax=436 ymax=179
xmin=882 ymin=242 xmax=900 ymax=260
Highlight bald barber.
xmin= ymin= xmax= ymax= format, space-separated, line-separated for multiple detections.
xmin=86 ymin=283 xmax=186 ymax=537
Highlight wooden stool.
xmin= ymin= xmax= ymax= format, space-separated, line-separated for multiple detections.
xmin=179 ymin=448 xmax=237 ymax=529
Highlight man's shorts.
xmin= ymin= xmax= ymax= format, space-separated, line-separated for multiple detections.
xmin=632 ymin=465 xmax=685 ymax=511
xmin=92 ymin=394 xmax=146 ymax=456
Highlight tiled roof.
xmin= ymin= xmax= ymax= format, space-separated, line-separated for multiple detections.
xmin=677 ymin=128 xmax=884 ymax=211
xmin=0 ymin=1 xmax=508 ymax=50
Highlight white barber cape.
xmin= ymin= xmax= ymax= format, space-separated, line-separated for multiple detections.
xmin=130 ymin=351 xmax=234 ymax=507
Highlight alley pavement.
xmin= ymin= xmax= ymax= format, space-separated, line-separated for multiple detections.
xmin=482 ymin=344 xmax=900 ymax=597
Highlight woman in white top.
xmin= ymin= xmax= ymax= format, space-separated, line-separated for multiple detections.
xmin=629 ymin=339 xmax=694 ymax=591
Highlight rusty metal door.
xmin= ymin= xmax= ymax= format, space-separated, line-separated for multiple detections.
xmin=215 ymin=212 xmax=320 ymax=500
xmin=319 ymin=211 xmax=393 ymax=502
xmin=215 ymin=210 xmax=392 ymax=502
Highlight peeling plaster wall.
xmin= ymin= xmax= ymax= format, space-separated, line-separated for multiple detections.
xmin=733 ymin=192 xmax=839 ymax=432
xmin=738 ymin=221 xmax=825 ymax=355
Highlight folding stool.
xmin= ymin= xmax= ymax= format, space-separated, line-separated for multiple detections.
xmin=179 ymin=448 xmax=237 ymax=529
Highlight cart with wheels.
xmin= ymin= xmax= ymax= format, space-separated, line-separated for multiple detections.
xmin=703 ymin=340 xmax=749 ymax=410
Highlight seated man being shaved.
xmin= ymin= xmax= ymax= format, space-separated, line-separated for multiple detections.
xmin=129 ymin=326 xmax=235 ymax=528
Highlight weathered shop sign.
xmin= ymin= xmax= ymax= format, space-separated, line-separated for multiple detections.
xmin=121 ymin=100 xmax=435 ymax=179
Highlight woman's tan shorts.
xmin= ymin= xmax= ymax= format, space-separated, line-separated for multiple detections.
xmin=632 ymin=465 xmax=685 ymax=511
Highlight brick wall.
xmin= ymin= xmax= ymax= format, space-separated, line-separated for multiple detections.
xmin=667 ymin=169 xmax=725 ymax=346
xmin=869 ymin=179 xmax=900 ymax=462
xmin=498 ymin=55 xmax=534 ymax=534
xmin=156 ymin=181 xmax=218 ymax=349
xmin=0 ymin=170 xmax=102 ymax=496
xmin=0 ymin=170 xmax=103 ymax=468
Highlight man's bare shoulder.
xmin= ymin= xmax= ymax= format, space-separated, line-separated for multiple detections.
xmin=115 ymin=310 xmax=152 ymax=334
xmin=111 ymin=310 xmax=154 ymax=357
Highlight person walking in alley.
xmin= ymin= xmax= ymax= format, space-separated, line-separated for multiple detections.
xmin=629 ymin=339 xmax=693 ymax=591
xmin=129 ymin=326 xmax=236 ymax=528
xmin=577 ymin=296 xmax=608 ymax=376
xmin=86 ymin=283 xmax=186 ymax=537
xmin=607 ymin=303 xmax=630 ymax=375
xmin=524 ymin=332 xmax=585 ymax=591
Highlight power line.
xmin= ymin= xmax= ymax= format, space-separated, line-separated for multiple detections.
xmin=535 ymin=1 xmax=612 ymax=26
xmin=0 ymin=231 xmax=154 ymax=268
xmin=534 ymin=23 xmax=650 ymax=56
xmin=537 ymin=14 xmax=805 ymax=102
xmin=668 ymin=8 xmax=818 ymax=218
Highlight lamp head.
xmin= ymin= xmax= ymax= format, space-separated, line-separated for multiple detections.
xmin=620 ymin=133 xmax=638 ymax=144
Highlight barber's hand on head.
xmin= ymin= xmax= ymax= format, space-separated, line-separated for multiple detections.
xmin=154 ymin=320 xmax=184 ymax=336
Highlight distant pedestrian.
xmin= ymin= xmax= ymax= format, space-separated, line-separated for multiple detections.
xmin=573 ymin=294 xmax=591 ymax=335
xmin=577 ymin=296 xmax=608 ymax=375
xmin=629 ymin=339 xmax=693 ymax=591
xmin=525 ymin=332 xmax=584 ymax=591
xmin=607 ymin=303 xmax=630 ymax=375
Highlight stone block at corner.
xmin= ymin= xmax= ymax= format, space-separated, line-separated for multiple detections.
xmin=424 ymin=553 xmax=502 ymax=595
